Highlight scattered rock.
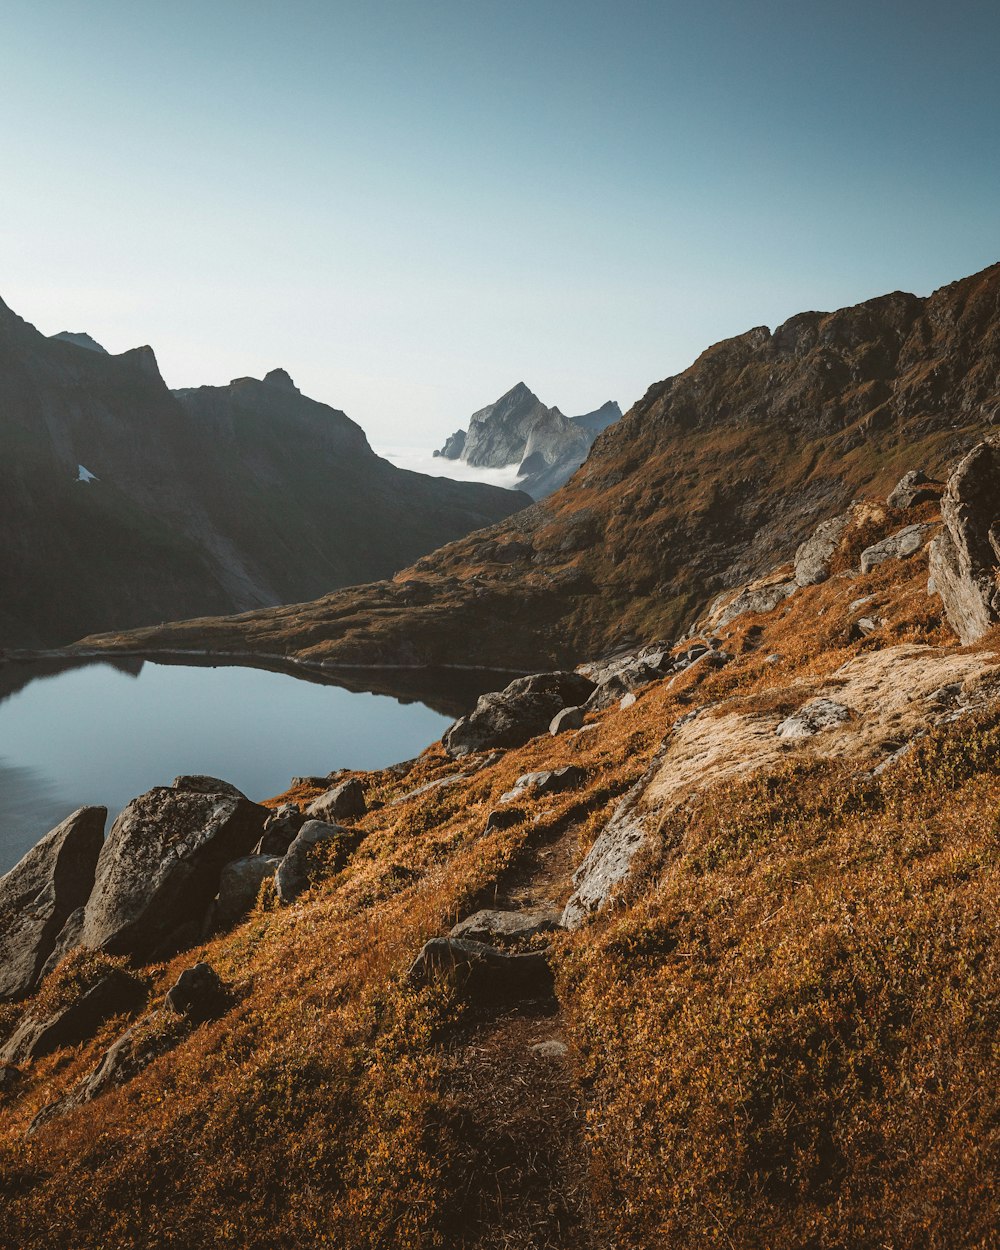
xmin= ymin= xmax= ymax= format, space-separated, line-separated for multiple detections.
xmin=407 ymin=937 xmax=553 ymax=999
xmin=499 ymin=766 xmax=586 ymax=803
xmin=776 ymin=698 xmax=853 ymax=739
xmin=860 ymin=523 xmax=934 ymax=574
xmin=256 ymin=804 xmax=305 ymax=855
xmin=213 ymin=855 xmax=281 ymax=928
xmin=712 ymin=579 xmax=797 ymax=627
xmin=0 ymin=970 xmax=145 ymax=1064
xmin=306 ymin=778 xmax=367 ymax=822
xmin=794 ymin=511 xmax=851 ymax=585
xmin=391 ymin=773 xmax=467 ymax=804
xmin=274 ymin=820 xmax=356 ymax=904
xmin=80 ymin=781 xmax=267 ymax=961
xmin=887 ymin=469 xmax=939 ymax=510
xmin=928 ymin=441 xmax=1000 ymax=644
xmin=449 ymin=908 xmax=562 ymax=946
xmin=165 ymin=962 xmax=225 ymax=1022
xmin=444 ymin=671 xmax=596 ymax=757
xmin=483 ymin=807 xmax=525 ymax=833
xmin=550 ymin=706 xmax=584 ymax=735
xmin=620 ymin=691 xmax=637 ymax=709
xmin=0 ymin=806 xmax=106 ymax=1001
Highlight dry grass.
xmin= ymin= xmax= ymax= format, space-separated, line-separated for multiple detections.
xmin=2 ymin=505 xmax=998 ymax=1248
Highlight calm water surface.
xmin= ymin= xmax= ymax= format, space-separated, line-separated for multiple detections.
xmin=0 ymin=659 xmax=462 ymax=874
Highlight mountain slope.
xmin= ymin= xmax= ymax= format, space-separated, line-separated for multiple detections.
xmin=0 ymin=297 xmax=529 ymax=647
xmin=90 ymin=263 xmax=1000 ymax=669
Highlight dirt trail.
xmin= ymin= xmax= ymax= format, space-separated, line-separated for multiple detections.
xmin=433 ymin=810 xmax=602 ymax=1250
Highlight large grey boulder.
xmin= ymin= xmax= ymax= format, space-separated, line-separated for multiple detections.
xmin=449 ymin=908 xmax=562 ymax=946
xmin=274 ymin=820 xmax=356 ymax=904
xmin=306 ymin=778 xmax=366 ymax=822
xmin=443 ymin=671 xmax=596 ymax=757
xmin=713 ymin=579 xmax=797 ymax=627
xmin=407 ymin=936 xmax=553 ymax=999
xmin=860 ymin=523 xmax=934 ymax=574
xmin=928 ymin=441 xmax=1000 ymax=644
xmin=0 ymin=807 xmax=106 ymax=1001
xmin=81 ymin=780 xmax=267 ymax=960
xmin=794 ymin=511 xmax=852 ymax=586
xmin=213 ymin=855 xmax=281 ymax=928
xmin=887 ymin=469 xmax=939 ymax=510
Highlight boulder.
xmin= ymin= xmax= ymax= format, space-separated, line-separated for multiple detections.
xmin=712 ymin=579 xmax=797 ymax=627
xmin=860 ymin=523 xmax=934 ymax=574
xmin=274 ymin=820 xmax=356 ymax=904
xmin=561 ymin=767 xmax=654 ymax=930
xmin=0 ymin=807 xmax=106 ymax=1001
xmin=794 ymin=511 xmax=851 ymax=585
xmin=37 ymin=907 xmax=87 ymax=983
xmin=449 ymin=908 xmax=562 ymax=946
xmin=164 ymin=962 xmax=225 ymax=1022
xmin=257 ymin=803 xmax=305 ymax=855
xmin=776 ymin=698 xmax=853 ymax=739
xmin=483 ymin=807 xmax=526 ymax=833
xmin=499 ymin=766 xmax=586 ymax=803
xmin=171 ymin=775 xmax=247 ymax=799
xmin=549 ymin=706 xmax=584 ymax=735
xmin=305 ymin=778 xmax=367 ymax=822
xmin=80 ymin=781 xmax=267 ymax=960
xmin=928 ymin=441 xmax=1000 ymax=644
xmin=213 ymin=855 xmax=281 ymax=928
xmin=0 ymin=1064 xmax=21 ymax=1094
xmin=407 ymin=936 xmax=553 ymax=999
xmin=443 ymin=671 xmax=596 ymax=758
xmin=887 ymin=469 xmax=939 ymax=510
xmin=0 ymin=970 xmax=144 ymax=1064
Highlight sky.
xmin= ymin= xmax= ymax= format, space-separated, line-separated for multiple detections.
xmin=1 ymin=0 xmax=998 ymax=446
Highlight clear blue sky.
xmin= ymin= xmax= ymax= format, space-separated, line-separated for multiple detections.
xmin=1 ymin=0 xmax=998 ymax=443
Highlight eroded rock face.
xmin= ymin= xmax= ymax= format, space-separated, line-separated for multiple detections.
xmin=887 ymin=469 xmax=939 ymax=510
xmin=81 ymin=782 xmax=267 ymax=960
xmin=775 ymin=698 xmax=853 ymax=739
xmin=0 ymin=807 xmax=106 ymax=1001
xmin=711 ymin=579 xmax=797 ymax=627
xmin=561 ymin=777 xmax=652 ymax=930
xmin=928 ymin=441 xmax=1000 ymax=644
xmin=443 ymin=672 xmax=596 ymax=757
xmin=860 ymin=523 xmax=934 ymax=574
xmin=794 ymin=512 xmax=852 ymax=585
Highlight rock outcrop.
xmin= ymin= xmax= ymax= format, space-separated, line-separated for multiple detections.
xmin=274 ymin=820 xmax=357 ymax=904
xmin=80 ymin=779 xmax=267 ymax=959
xmin=305 ymin=778 xmax=367 ymax=822
xmin=443 ymin=672 xmax=596 ymax=757
xmin=928 ymin=441 xmax=1000 ymax=644
xmin=0 ymin=807 xmax=106 ymax=1001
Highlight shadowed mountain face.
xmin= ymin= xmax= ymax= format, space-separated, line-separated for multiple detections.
xmin=0 ymin=297 xmax=529 ymax=647
xmin=92 ymin=263 xmax=1000 ymax=671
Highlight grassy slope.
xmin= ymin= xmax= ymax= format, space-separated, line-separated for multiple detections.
xmin=1 ymin=504 xmax=998 ymax=1249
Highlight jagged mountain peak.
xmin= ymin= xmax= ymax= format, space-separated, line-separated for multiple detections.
xmin=263 ymin=367 xmax=299 ymax=392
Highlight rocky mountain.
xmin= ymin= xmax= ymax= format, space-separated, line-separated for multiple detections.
xmin=0 ymin=296 xmax=529 ymax=647
xmin=97 ymin=263 xmax=1000 ymax=672
xmin=434 ymin=382 xmax=622 ymax=499
xmin=2 ymin=439 xmax=998 ymax=1247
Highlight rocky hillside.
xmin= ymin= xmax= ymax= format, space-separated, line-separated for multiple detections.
xmin=0 ymin=297 xmax=528 ymax=647
xmin=90 ymin=263 xmax=1000 ymax=670
xmin=435 ymin=382 xmax=622 ymax=499
xmin=2 ymin=453 xmax=998 ymax=1248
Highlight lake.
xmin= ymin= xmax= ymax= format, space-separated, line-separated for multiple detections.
xmin=0 ymin=657 xmax=497 ymax=875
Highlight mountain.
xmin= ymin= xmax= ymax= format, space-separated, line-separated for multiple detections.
xmin=434 ymin=382 xmax=622 ymax=499
xmin=3 ymin=420 xmax=998 ymax=1248
xmin=0 ymin=296 xmax=529 ymax=647
xmin=96 ymin=263 xmax=1000 ymax=671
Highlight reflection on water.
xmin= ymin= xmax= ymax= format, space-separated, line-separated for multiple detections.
xmin=0 ymin=658 xmax=510 ymax=875
xmin=0 ymin=758 xmax=77 ymax=869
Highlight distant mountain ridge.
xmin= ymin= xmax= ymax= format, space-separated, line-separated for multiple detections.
xmin=435 ymin=382 xmax=621 ymax=498
xmin=0 ymin=295 xmax=529 ymax=647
